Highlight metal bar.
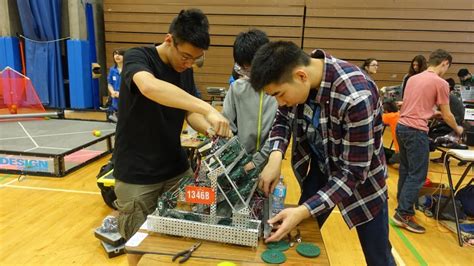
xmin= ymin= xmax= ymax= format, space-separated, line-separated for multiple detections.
xmin=443 ymin=154 xmax=463 ymax=246
xmin=0 ymin=112 xmax=59 ymax=119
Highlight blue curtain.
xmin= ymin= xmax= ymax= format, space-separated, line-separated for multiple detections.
xmin=16 ymin=0 xmax=65 ymax=108
xmin=86 ymin=2 xmax=99 ymax=109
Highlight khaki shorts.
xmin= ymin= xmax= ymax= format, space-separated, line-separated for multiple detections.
xmin=114 ymin=168 xmax=192 ymax=240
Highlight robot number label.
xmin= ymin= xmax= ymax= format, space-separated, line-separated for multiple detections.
xmin=185 ymin=186 xmax=215 ymax=205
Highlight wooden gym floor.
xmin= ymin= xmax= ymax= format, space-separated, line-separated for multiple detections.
xmin=0 ymin=114 xmax=473 ymax=265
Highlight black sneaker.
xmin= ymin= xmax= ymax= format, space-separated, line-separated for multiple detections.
xmin=392 ymin=213 xmax=426 ymax=234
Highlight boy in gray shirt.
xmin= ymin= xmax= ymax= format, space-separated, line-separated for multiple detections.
xmin=223 ymin=29 xmax=278 ymax=171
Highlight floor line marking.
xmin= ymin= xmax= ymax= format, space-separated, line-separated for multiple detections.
xmin=2 ymin=184 xmax=101 ymax=195
xmin=17 ymin=122 xmax=39 ymax=148
xmin=390 ymin=220 xmax=427 ymax=266
xmin=332 ymin=209 xmax=405 ymax=265
xmin=0 ymin=178 xmax=19 ymax=188
xmin=392 ymin=246 xmax=406 ymax=266
xmin=24 ymin=147 xmax=38 ymax=152
xmin=0 ymin=129 xmax=115 ymax=141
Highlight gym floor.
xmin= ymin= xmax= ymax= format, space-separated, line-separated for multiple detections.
xmin=0 ymin=119 xmax=473 ymax=265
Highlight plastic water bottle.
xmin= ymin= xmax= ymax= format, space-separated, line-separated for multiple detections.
xmin=272 ymin=176 xmax=287 ymax=216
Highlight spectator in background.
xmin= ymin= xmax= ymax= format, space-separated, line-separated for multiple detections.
xmin=457 ymin=68 xmax=474 ymax=86
xmin=106 ymin=49 xmax=125 ymax=122
xmin=429 ymin=77 xmax=465 ymax=139
xmin=394 ymin=49 xmax=463 ymax=234
xmin=382 ymin=100 xmax=400 ymax=165
xmin=222 ymin=29 xmax=277 ymax=171
xmin=429 ymin=77 xmax=466 ymax=164
xmin=445 ymin=78 xmax=465 ymax=125
xmin=401 ymin=55 xmax=427 ymax=99
xmin=360 ymin=58 xmax=378 ymax=77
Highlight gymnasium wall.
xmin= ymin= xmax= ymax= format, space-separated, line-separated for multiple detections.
xmin=104 ymin=0 xmax=474 ymax=99
xmin=304 ymin=0 xmax=474 ymax=87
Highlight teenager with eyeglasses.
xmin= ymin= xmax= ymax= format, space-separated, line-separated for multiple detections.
xmin=361 ymin=58 xmax=379 ymax=77
xmin=222 ymin=29 xmax=278 ymax=172
xmin=112 ymin=9 xmax=231 ymax=264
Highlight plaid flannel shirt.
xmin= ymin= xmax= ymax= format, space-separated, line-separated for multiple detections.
xmin=269 ymin=49 xmax=388 ymax=228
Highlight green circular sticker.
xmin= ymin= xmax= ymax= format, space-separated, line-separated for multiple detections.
xmin=296 ymin=242 xmax=320 ymax=258
xmin=266 ymin=240 xmax=290 ymax=251
xmin=261 ymin=249 xmax=286 ymax=264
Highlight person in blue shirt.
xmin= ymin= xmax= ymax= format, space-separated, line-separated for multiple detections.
xmin=107 ymin=49 xmax=125 ymax=119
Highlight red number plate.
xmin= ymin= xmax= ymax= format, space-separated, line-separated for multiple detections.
xmin=184 ymin=186 xmax=215 ymax=205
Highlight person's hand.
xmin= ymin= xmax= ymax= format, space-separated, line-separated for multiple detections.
xmin=205 ymin=110 xmax=231 ymax=138
xmin=455 ymin=125 xmax=464 ymax=136
xmin=112 ymin=91 xmax=119 ymax=98
xmin=265 ymin=206 xmax=311 ymax=243
xmin=259 ymin=152 xmax=282 ymax=197
xmin=243 ymin=161 xmax=255 ymax=172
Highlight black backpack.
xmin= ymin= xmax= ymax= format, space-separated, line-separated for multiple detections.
xmin=96 ymin=160 xmax=117 ymax=210
xmin=456 ymin=183 xmax=474 ymax=217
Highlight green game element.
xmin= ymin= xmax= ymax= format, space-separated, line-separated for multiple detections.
xmin=266 ymin=240 xmax=290 ymax=251
xmin=296 ymin=242 xmax=320 ymax=258
xmin=183 ymin=213 xmax=201 ymax=222
xmin=261 ymin=249 xmax=286 ymax=264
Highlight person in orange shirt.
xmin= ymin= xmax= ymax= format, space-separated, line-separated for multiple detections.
xmin=382 ymin=100 xmax=400 ymax=164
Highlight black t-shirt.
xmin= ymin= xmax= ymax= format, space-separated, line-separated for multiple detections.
xmin=113 ymin=46 xmax=197 ymax=184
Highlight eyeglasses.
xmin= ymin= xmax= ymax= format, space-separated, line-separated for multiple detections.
xmin=234 ymin=63 xmax=251 ymax=78
xmin=174 ymin=44 xmax=205 ymax=63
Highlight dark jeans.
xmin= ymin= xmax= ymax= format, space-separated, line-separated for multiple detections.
xmin=300 ymin=158 xmax=395 ymax=266
xmin=356 ymin=200 xmax=396 ymax=266
xmin=395 ymin=123 xmax=430 ymax=216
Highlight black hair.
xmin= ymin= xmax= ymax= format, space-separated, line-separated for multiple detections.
xmin=457 ymin=68 xmax=470 ymax=78
xmin=250 ymin=41 xmax=310 ymax=91
xmin=361 ymin=58 xmax=377 ymax=70
xmin=408 ymin=55 xmax=427 ymax=76
xmin=383 ymin=100 xmax=399 ymax=113
xmin=445 ymin=78 xmax=456 ymax=91
xmin=233 ymin=29 xmax=269 ymax=67
xmin=168 ymin=9 xmax=210 ymax=49
xmin=428 ymin=49 xmax=452 ymax=66
xmin=112 ymin=49 xmax=125 ymax=67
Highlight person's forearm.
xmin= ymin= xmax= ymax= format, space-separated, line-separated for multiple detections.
xmin=135 ymin=72 xmax=213 ymax=116
xmin=107 ymin=84 xmax=115 ymax=95
xmin=267 ymin=151 xmax=283 ymax=166
xmin=144 ymin=80 xmax=212 ymax=115
xmin=253 ymin=139 xmax=272 ymax=168
xmin=442 ymin=112 xmax=461 ymax=132
xmin=268 ymin=106 xmax=293 ymax=154
xmin=186 ymin=112 xmax=212 ymax=135
xmin=296 ymin=205 xmax=312 ymax=220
